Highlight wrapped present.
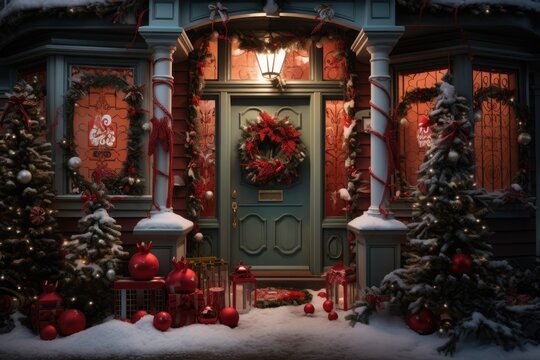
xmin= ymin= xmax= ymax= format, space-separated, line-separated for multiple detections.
xmin=167 ymin=289 xmax=204 ymax=327
xmin=113 ymin=277 xmax=166 ymax=321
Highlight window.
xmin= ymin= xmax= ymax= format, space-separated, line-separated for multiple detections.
xmin=198 ymin=99 xmax=217 ymax=217
xmin=473 ymin=69 xmax=519 ymax=191
xmin=203 ymin=39 xmax=218 ymax=80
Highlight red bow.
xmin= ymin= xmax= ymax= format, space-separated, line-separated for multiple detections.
xmin=1 ymin=95 xmax=32 ymax=129
xmin=81 ymin=190 xmax=98 ymax=211
xmin=148 ymin=117 xmax=173 ymax=155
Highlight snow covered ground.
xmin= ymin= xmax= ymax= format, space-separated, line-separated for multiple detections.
xmin=1 ymin=289 xmax=538 ymax=360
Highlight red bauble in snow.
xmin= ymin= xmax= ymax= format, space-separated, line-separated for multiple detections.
xmin=451 ymin=252 xmax=473 ymax=275
xmin=165 ymin=257 xmax=198 ymax=294
xmin=328 ymin=310 xmax=338 ymax=321
xmin=197 ymin=305 xmax=218 ymax=325
xmin=323 ymin=299 xmax=334 ymax=313
xmin=129 ymin=242 xmax=159 ymax=280
xmin=58 ymin=309 xmax=86 ymax=336
xmin=40 ymin=324 xmax=57 ymax=340
xmin=304 ymin=303 xmax=315 ymax=315
xmin=405 ymin=307 xmax=437 ymax=335
xmin=132 ymin=310 xmax=148 ymax=323
xmin=219 ymin=306 xmax=239 ymax=328
xmin=153 ymin=311 xmax=172 ymax=331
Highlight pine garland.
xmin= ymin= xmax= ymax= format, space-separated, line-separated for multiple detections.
xmin=60 ymin=72 xmax=146 ymax=195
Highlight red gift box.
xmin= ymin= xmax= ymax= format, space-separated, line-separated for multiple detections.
xmin=167 ymin=290 xmax=204 ymax=327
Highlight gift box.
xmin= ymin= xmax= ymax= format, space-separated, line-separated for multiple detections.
xmin=114 ymin=277 xmax=166 ymax=321
xmin=167 ymin=289 xmax=204 ymax=327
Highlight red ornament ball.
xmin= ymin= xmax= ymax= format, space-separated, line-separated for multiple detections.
xmin=153 ymin=311 xmax=172 ymax=332
xmin=328 ymin=311 xmax=338 ymax=321
xmin=40 ymin=324 xmax=57 ymax=341
xmin=165 ymin=257 xmax=198 ymax=294
xmin=197 ymin=305 xmax=219 ymax=325
xmin=323 ymin=299 xmax=334 ymax=313
xmin=304 ymin=303 xmax=315 ymax=315
xmin=405 ymin=307 xmax=437 ymax=335
xmin=219 ymin=307 xmax=239 ymax=328
xmin=451 ymin=253 xmax=473 ymax=275
xmin=129 ymin=242 xmax=159 ymax=280
xmin=58 ymin=309 xmax=86 ymax=336
xmin=132 ymin=310 xmax=148 ymax=323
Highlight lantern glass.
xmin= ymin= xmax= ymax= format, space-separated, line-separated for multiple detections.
xmin=255 ymin=48 xmax=286 ymax=80
xmin=233 ymin=282 xmax=254 ymax=314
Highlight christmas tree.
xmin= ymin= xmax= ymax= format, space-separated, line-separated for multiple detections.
xmin=63 ymin=180 xmax=128 ymax=325
xmin=0 ymin=79 xmax=65 ymax=325
xmin=349 ymin=74 xmax=540 ymax=354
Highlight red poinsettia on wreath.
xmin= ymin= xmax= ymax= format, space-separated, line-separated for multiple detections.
xmin=239 ymin=112 xmax=307 ymax=185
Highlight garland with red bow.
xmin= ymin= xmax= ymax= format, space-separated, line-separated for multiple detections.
xmin=61 ymin=73 xmax=145 ymax=195
xmin=238 ymin=112 xmax=307 ymax=186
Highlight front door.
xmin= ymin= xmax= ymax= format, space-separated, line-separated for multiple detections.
xmin=230 ymin=96 xmax=310 ymax=269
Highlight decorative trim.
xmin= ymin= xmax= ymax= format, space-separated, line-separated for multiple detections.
xmin=239 ymin=213 xmax=267 ymax=255
xmin=274 ymin=214 xmax=302 ymax=255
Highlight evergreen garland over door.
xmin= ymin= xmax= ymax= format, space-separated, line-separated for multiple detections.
xmin=230 ymin=97 xmax=311 ymax=269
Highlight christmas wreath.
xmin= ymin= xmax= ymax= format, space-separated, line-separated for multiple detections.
xmin=239 ymin=112 xmax=307 ymax=185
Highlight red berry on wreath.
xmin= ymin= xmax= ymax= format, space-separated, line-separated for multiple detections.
xmin=132 ymin=310 xmax=148 ymax=323
xmin=328 ymin=311 xmax=338 ymax=321
xmin=58 ymin=309 xmax=86 ymax=336
xmin=153 ymin=311 xmax=172 ymax=331
xmin=40 ymin=324 xmax=57 ymax=340
xmin=219 ymin=306 xmax=240 ymax=328
xmin=304 ymin=303 xmax=315 ymax=315
xmin=323 ymin=299 xmax=334 ymax=313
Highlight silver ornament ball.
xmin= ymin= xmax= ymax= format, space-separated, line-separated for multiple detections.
xmin=447 ymin=150 xmax=459 ymax=164
xmin=517 ymin=132 xmax=532 ymax=145
xmin=67 ymin=156 xmax=82 ymax=171
xmin=400 ymin=118 xmax=409 ymax=127
xmin=98 ymin=239 xmax=106 ymax=246
xmin=205 ymin=191 xmax=214 ymax=200
xmin=194 ymin=232 xmax=204 ymax=242
xmin=16 ymin=170 xmax=32 ymax=184
xmin=474 ymin=111 xmax=483 ymax=121
xmin=106 ymin=269 xmax=116 ymax=281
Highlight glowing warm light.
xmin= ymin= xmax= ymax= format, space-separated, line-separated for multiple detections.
xmin=255 ymin=48 xmax=286 ymax=80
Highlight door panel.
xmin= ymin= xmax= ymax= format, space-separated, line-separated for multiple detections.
xmin=231 ymin=97 xmax=310 ymax=268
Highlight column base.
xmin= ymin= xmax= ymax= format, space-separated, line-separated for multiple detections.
xmin=347 ymin=212 xmax=407 ymax=291
xmin=134 ymin=210 xmax=194 ymax=276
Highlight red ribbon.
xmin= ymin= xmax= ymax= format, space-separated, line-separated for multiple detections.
xmin=81 ymin=190 xmax=97 ymax=211
xmin=149 ymin=117 xmax=173 ymax=156
xmin=1 ymin=95 xmax=32 ymax=129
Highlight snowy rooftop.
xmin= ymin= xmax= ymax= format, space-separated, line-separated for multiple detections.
xmin=1 ymin=289 xmax=539 ymax=360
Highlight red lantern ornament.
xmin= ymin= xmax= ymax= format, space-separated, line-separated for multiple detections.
xmin=153 ymin=311 xmax=172 ymax=331
xmin=323 ymin=299 xmax=334 ymax=313
xmin=328 ymin=311 xmax=338 ymax=321
xmin=405 ymin=307 xmax=437 ymax=335
xmin=132 ymin=310 xmax=148 ymax=323
xmin=219 ymin=306 xmax=239 ymax=328
xmin=197 ymin=305 xmax=219 ymax=325
xmin=129 ymin=242 xmax=159 ymax=280
xmin=31 ymin=281 xmax=64 ymax=333
xmin=40 ymin=324 xmax=57 ymax=341
xmin=166 ymin=257 xmax=198 ymax=294
xmin=304 ymin=303 xmax=315 ymax=315
xmin=57 ymin=309 xmax=86 ymax=336
xmin=451 ymin=252 xmax=473 ymax=275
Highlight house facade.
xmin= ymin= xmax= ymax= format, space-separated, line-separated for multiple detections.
xmin=0 ymin=0 xmax=538 ymax=287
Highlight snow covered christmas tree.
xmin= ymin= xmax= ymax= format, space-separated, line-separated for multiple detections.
xmin=63 ymin=180 xmax=128 ymax=325
xmin=349 ymin=73 xmax=540 ymax=354
xmin=0 ymin=79 xmax=65 ymax=322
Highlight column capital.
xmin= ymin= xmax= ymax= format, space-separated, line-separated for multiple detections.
xmin=139 ymin=26 xmax=193 ymax=60
xmin=351 ymin=27 xmax=404 ymax=57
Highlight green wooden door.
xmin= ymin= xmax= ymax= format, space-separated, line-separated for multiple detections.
xmin=230 ymin=96 xmax=310 ymax=268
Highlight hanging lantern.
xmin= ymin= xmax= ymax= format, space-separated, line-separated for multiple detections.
xmin=31 ymin=281 xmax=64 ymax=332
xmin=256 ymin=48 xmax=286 ymax=80
xmin=325 ymin=261 xmax=356 ymax=311
xmin=229 ymin=262 xmax=257 ymax=314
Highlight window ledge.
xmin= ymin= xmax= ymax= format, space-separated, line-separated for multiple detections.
xmin=54 ymin=195 xmax=152 ymax=218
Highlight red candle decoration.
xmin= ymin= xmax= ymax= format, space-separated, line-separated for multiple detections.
xmin=405 ymin=307 xmax=437 ymax=335
xmin=57 ymin=309 xmax=86 ymax=336
xmin=219 ymin=306 xmax=239 ymax=328
xmin=304 ymin=303 xmax=315 ymax=315
xmin=128 ymin=242 xmax=159 ymax=280
xmin=153 ymin=311 xmax=172 ymax=331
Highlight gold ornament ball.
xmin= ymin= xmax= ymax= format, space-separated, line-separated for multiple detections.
xmin=400 ymin=118 xmax=409 ymax=127
xmin=205 ymin=191 xmax=214 ymax=200
xmin=194 ymin=232 xmax=204 ymax=242
xmin=517 ymin=132 xmax=531 ymax=145
xmin=315 ymin=41 xmax=323 ymax=49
